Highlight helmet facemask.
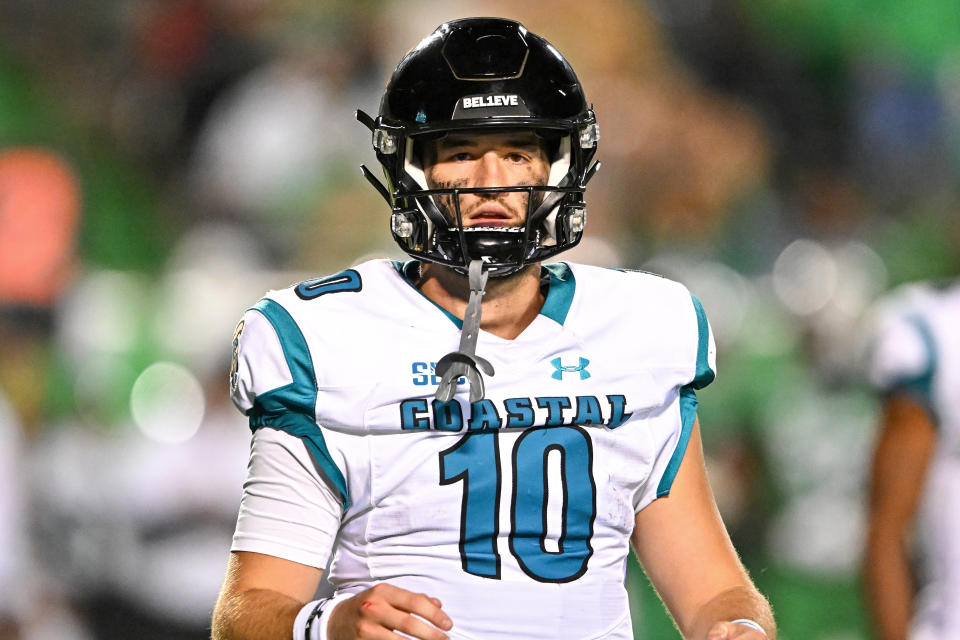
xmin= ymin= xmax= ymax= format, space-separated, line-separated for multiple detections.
xmin=359 ymin=116 xmax=600 ymax=278
xmin=410 ymin=130 xmax=582 ymax=276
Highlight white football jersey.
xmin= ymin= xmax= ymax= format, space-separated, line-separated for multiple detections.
xmin=869 ymin=279 xmax=960 ymax=640
xmin=229 ymin=259 xmax=716 ymax=640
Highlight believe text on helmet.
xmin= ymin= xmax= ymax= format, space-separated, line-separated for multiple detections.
xmin=462 ymin=94 xmax=520 ymax=109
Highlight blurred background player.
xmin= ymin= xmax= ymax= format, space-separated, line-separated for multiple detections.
xmin=0 ymin=147 xmax=82 ymax=639
xmin=865 ymin=278 xmax=960 ymax=640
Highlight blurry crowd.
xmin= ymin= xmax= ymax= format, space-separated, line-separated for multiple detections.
xmin=1 ymin=1 xmax=959 ymax=639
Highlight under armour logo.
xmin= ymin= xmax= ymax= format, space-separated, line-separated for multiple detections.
xmin=551 ymin=357 xmax=591 ymax=380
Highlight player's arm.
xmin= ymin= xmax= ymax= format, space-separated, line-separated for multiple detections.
xmin=631 ymin=419 xmax=775 ymax=640
xmin=212 ymin=433 xmax=453 ymax=640
xmin=211 ymin=420 xmax=328 ymax=640
xmin=225 ymin=309 xmax=451 ymax=639
xmin=864 ymin=394 xmax=936 ymax=640
xmin=212 ymin=551 xmax=322 ymax=640
xmin=212 ymin=552 xmax=454 ymax=640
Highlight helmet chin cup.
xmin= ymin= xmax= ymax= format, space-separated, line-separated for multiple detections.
xmin=451 ymin=228 xmax=530 ymax=277
xmin=462 ymin=228 xmax=527 ymax=263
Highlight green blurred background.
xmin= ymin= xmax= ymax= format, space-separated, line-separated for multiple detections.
xmin=2 ymin=1 xmax=959 ymax=639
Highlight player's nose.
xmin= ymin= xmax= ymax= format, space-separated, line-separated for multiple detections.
xmin=474 ymin=151 xmax=507 ymax=188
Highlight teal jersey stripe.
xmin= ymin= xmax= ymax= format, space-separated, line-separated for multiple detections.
xmin=887 ymin=313 xmax=939 ymax=426
xmin=393 ymin=260 xmax=576 ymax=328
xmin=247 ymin=298 xmax=349 ymax=510
xmin=541 ymin=263 xmax=576 ymax=325
xmin=656 ymin=386 xmax=698 ymax=497
xmin=251 ymin=299 xmax=317 ymax=390
xmin=656 ymin=293 xmax=715 ymax=496
xmin=900 ymin=314 xmax=936 ymax=399
xmin=689 ymin=293 xmax=716 ymax=389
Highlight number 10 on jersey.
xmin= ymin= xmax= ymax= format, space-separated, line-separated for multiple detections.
xmin=439 ymin=426 xmax=597 ymax=583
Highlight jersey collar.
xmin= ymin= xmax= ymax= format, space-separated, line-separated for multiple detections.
xmin=392 ymin=260 xmax=576 ymax=328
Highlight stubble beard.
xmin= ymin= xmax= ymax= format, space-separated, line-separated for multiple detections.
xmin=428 ymin=178 xmax=546 ymax=228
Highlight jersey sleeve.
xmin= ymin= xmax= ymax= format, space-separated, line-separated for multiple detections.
xmin=230 ymin=298 xmax=349 ymax=509
xmin=684 ymin=292 xmax=717 ymax=390
xmin=231 ymin=426 xmax=342 ymax=569
xmin=230 ymin=306 xmax=295 ymax=415
xmin=868 ymin=312 xmax=935 ymax=402
xmin=635 ymin=290 xmax=716 ymax=511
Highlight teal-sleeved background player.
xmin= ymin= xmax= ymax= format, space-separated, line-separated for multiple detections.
xmin=866 ymin=279 xmax=960 ymax=640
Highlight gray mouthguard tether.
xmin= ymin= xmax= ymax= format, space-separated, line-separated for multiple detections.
xmin=434 ymin=259 xmax=496 ymax=403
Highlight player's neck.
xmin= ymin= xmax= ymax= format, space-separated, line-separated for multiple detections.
xmin=417 ymin=262 xmax=545 ymax=340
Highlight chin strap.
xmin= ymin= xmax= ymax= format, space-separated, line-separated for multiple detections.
xmin=435 ymin=259 xmax=495 ymax=403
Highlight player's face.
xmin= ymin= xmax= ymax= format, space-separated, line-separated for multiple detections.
xmin=423 ymin=130 xmax=550 ymax=228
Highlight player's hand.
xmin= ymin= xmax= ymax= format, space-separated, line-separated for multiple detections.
xmin=328 ymin=583 xmax=453 ymax=639
xmin=704 ymin=621 xmax=768 ymax=639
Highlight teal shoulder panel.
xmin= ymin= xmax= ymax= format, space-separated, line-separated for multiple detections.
xmin=247 ymin=298 xmax=349 ymax=509
xmin=901 ymin=314 xmax=936 ymax=399
xmin=689 ymin=293 xmax=716 ymax=389
xmin=541 ymin=263 xmax=576 ymax=325
xmin=656 ymin=386 xmax=698 ymax=497
xmin=886 ymin=313 xmax=939 ymax=426
xmin=251 ymin=298 xmax=317 ymax=392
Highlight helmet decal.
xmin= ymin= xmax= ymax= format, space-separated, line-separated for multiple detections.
xmin=452 ymin=94 xmax=529 ymax=119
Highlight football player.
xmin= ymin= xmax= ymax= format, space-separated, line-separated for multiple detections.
xmin=212 ymin=18 xmax=775 ymax=640
xmin=866 ymin=280 xmax=960 ymax=640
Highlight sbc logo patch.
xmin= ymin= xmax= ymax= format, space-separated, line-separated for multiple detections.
xmin=412 ymin=361 xmax=464 ymax=386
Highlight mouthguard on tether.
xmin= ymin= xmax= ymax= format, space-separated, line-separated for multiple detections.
xmin=434 ymin=259 xmax=495 ymax=403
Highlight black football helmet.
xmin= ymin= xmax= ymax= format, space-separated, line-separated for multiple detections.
xmin=357 ymin=17 xmax=600 ymax=277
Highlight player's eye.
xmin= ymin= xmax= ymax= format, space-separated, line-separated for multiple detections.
xmin=438 ymin=150 xmax=474 ymax=163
